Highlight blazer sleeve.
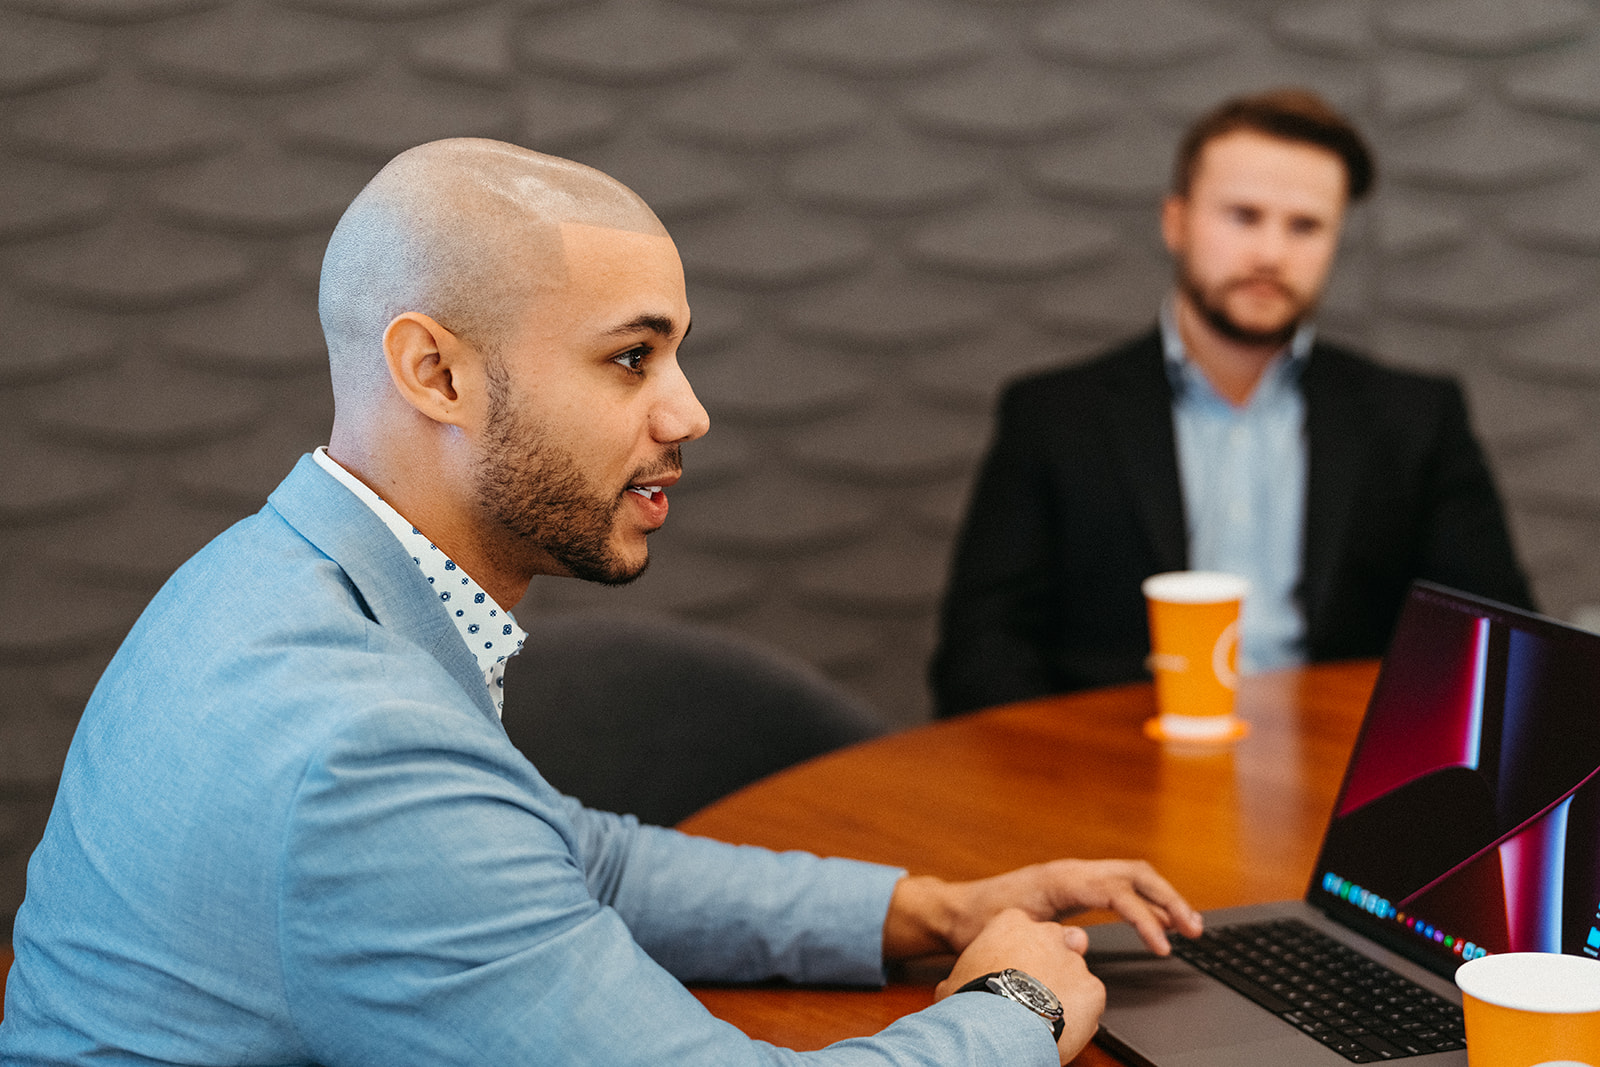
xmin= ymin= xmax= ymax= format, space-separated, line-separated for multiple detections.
xmin=931 ymin=381 xmax=1068 ymax=717
xmin=277 ymin=703 xmax=1055 ymax=1066
xmin=1410 ymin=380 xmax=1534 ymax=611
xmin=1302 ymin=355 xmax=1536 ymax=660
xmin=559 ymin=795 xmax=900 ymax=984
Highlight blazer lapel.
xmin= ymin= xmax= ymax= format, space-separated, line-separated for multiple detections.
xmin=1300 ymin=348 xmax=1373 ymax=640
xmin=267 ymin=454 xmax=499 ymax=722
xmin=1101 ymin=334 xmax=1188 ymax=572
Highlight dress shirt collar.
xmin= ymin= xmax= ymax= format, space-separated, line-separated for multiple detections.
xmin=311 ymin=447 xmax=525 ymax=717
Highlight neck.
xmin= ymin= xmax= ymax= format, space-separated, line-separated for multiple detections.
xmin=1172 ymin=295 xmax=1285 ymax=407
xmin=326 ymin=428 xmax=533 ymax=612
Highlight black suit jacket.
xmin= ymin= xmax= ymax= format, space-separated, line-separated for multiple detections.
xmin=931 ymin=330 xmax=1534 ymax=717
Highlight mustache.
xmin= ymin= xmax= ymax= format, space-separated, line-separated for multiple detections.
xmin=1224 ymin=273 xmax=1298 ymax=299
xmin=628 ymin=445 xmax=684 ymax=485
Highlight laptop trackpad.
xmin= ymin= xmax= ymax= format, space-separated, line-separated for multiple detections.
xmin=1087 ymin=929 xmax=1351 ymax=1067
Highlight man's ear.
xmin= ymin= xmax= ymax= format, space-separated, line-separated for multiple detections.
xmin=383 ymin=312 xmax=482 ymax=427
xmin=1160 ymin=194 xmax=1187 ymax=255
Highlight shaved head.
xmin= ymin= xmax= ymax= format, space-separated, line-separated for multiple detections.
xmin=319 ymin=138 xmax=666 ymax=408
xmin=316 ymin=139 xmax=703 ymax=607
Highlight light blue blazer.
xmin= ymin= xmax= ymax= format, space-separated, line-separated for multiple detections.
xmin=1 ymin=456 xmax=1051 ymax=1066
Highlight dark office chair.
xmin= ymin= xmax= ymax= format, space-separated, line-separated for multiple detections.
xmin=499 ymin=613 xmax=890 ymax=826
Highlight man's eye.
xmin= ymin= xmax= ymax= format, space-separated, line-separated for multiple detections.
xmin=612 ymin=347 xmax=648 ymax=373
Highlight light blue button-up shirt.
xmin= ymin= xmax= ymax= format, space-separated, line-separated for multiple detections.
xmin=1160 ymin=299 xmax=1312 ymax=673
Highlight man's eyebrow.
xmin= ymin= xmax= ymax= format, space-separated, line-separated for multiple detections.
xmin=607 ymin=314 xmax=686 ymax=339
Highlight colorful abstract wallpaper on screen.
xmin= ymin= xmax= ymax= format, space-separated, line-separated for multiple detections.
xmin=1314 ymin=587 xmax=1600 ymax=970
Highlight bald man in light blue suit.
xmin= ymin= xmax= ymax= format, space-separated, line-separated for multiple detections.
xmin=1 ymin=139 xmax=1199 ymax=1066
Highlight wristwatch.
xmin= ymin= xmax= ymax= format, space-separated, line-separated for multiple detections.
xmin=955 ymin=968 xmax=1066 ymax=1041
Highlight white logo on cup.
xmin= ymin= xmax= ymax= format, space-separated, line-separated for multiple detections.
xmin=1146 ymin=652 xmax=1187 ymax=673
xmin=1531 ymin=1061 xmax=1596 ymax=1067
xmin=1212 ymin=621 xmax=1239 ymax=690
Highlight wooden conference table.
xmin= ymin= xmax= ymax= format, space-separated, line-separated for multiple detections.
xmin=680 ymin=659 xmax=1382 ymax=1063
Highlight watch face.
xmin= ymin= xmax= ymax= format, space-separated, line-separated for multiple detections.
xmin=999 ymin=969 xmax=1062 ymax=1017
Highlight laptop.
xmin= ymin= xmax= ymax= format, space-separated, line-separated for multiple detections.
xmin=1087 ymin=581 xmax=1600 ymax=1066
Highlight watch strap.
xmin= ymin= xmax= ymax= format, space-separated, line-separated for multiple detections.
xmin=955 ymin=968 xmax=1066 ymax=1041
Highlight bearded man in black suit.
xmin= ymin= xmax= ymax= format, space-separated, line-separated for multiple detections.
xmin=932 ymin=88 xmax=1533 ymax=718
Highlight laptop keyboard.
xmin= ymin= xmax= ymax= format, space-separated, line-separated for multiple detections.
xmin=1170 ymin=918 xmax=1468 ymax=1062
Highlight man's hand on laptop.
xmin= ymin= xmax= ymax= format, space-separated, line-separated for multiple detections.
xmin=884 ymin=858 xmax=1203 ymax=963
xmin=932 ymin=907 xmax=1104 ymax=1062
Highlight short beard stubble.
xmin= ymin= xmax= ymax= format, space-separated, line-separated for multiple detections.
xmin=1176 ymin=256 xmax=1315 ymax=350
xmin=474 ymin=355 xmax=671 ymax=587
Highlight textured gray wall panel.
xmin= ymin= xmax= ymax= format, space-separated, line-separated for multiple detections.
xmin=5 ymin=0 xmax=1600 ymax=935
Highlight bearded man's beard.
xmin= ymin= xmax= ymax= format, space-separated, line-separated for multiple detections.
xmin=1176 ymin=257 xmax=1316 ymax=350
xmin=474 ymin=358 xmax=667 ymax=587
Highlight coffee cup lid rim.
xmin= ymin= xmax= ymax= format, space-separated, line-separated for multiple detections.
xmin=1456 ymin=952 xmax=1600 ymax=1013
xmin=1141 ymin=571 xmax=1250 ymax=603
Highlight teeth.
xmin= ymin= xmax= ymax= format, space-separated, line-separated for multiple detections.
xmin=628 ymin=485 xmax=662 ymax=498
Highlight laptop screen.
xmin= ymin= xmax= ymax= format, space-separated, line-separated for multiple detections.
xmin=1307 ymin=582 xmax=1600 ymax=978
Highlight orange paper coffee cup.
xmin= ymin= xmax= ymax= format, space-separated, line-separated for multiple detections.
xmin=1141 ymin=571 xmax=1249 ymax=741
xmin=1455 ymin=952 xmax=1600 ymax=1067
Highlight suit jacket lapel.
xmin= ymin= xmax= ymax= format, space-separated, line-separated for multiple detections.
xmin=1301 ymin=347 xmax=1373 ymax=641
xmin=267 ymin=454 xmax=499 ymax=722
xmin=1102 ymin=333 xmax=1188 ymax=572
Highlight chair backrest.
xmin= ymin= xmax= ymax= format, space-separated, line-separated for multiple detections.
xmin=499 ymin=613 xmax=889 ymax=826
